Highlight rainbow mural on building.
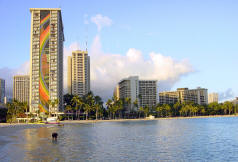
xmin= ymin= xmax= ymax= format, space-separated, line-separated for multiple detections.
xmin=39 ymin=11 xmax=50 ymax=112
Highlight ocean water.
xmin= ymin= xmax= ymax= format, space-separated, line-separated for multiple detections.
xmin=1 ymin=117 xmax=238 ymax=162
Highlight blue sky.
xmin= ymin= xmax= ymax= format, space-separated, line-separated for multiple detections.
xmin=0 ymin=0 xmax=237 ymax=100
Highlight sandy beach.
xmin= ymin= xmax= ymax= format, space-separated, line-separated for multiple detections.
xmin=0 ymin=115 xmax=238 ymax=127
xmin=61 ymin=114 xmax=238 ymax=124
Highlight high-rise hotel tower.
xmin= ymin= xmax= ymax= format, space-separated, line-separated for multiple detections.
xmin=68 ymin=50 xmax=90 ymax=97
xmin=29 ymin=8 xmax=64 ymax=114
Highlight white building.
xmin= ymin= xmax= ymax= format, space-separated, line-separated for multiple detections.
xmin=13 ymin=75 xmax=30 ymax=104
xmin=68 ymin=50 xmax=90 ymax=97
xmin=118 ymin=76 xmax=157 ymax=112
xmin=118 ymin=76 xmax=139 ymax=112
xmin=139 ymin=80 xmax=157 ymax=109
xmin=208 ymin=93 xmax=219 ymax=103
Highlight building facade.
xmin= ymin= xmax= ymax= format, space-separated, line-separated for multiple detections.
xmin=0 ymin=79 xmax=5 ymax=103
xmin=159 ymin=91 xmax=179 ymax=105
xmin=118 ymin=76 xmax=157 ymax=112
xmin=113 ymin=85 xmax=120 ymax=100
xmin=29 ymin=8 xmax=64 ymax=114
xmin=159 ymin=87 xmax=208 ymax=105
xmin=118 ymin=76 xmax=139 ymax=111
xmin=139 ymin=80 xmax=157 ymax=109
xmin=13 ymin=75 xmax=30 ymax=104
xmin=208 ymin=93 xmax=219 ymax=103
xmin=68 ymin=50 xmax=90 ymax=97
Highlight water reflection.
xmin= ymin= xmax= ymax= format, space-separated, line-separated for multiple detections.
xmin=22 ymin=126 xmax=65 ymax=161
xmin=1 ymin=118 xmax=238 ymax=161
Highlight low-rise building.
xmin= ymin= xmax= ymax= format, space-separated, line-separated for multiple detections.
xmin=208 ymin=93 xmax=219 ymax=103
xmin=159 ymin=87 xmax=208 ymax=105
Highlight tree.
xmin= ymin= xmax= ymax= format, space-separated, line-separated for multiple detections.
xmin=223 ymin=101 xmax=233 ymax=115
xmin=133 ymin=99 xmax=138 ymax=111
xmin=95 ymin=96 xmax=103 ymax=120
xmin=22 ymin=102 xmax=29 ymax=114
xmin=139 ymin=106 xmax=144 ymax=118
xmin=125 ymin=97 xmax=131 ymax=112
xmin=144 ymin=105 xmax=149 ymax=117
xmin=65 ymin=105 xmax=72 ymax=120
xmin=71 ymin=96 xmax=80 ymax=119
xmin=106 ymin=99 xmax=113 ymax=119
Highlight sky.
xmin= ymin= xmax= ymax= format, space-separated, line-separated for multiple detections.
xmin=0 ymin=0 xmax=237 ymax=101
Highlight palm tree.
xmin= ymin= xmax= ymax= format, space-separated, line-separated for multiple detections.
xmin=106 ymin=99 xmax=113 ymax=119
xmin=125 ymin=97 xmax=131 ymax=111
xmin=144 ymin=105 xmax=149 ymax=117
xmin=65 ymin=105 xmax=72 ymax=120
xmin=139 ymin=106 xmax=144 ymax=118
xmin=48 ymin=99 xmax=59 ymax=117
xmin=95 ymin=96 xmax=103 ymax=120
xmin=84 ymin=104 xmax=92 ymax=120
xmin=71 ymin=96 xmax=80 ymax=120
xmin=133 ymin=99 xmax=138 ymax=111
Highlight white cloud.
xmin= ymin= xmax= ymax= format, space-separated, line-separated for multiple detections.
xmin=88 ymin=35 xmax=194 ymax=101
xmin=91 ymin=14 xmax=112 ymax=31
xmin=219 ymin=88 xmax=235 ymax=102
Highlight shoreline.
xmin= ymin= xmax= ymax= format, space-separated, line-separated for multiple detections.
xmin=61 ymin=114 xmax=238 ymax=124
xmin=1 ymin=115 xmax=238 ymax=127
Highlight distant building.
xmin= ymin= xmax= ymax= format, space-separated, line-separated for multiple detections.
xmin=118 ymin=76 xmax=157 ymax=112
xmin=113 ymin=85 xmax=120 ymax=100
xmin=159 ymin=87 xmax=208 ymax=105
xmin=68 ymin=50 xmax=90 ymax=97
xmin=139 ymin=80 xmax=157 ymax=109
xmin=0 ymin=79 xmax=5 ymax=103
xmin=29 ymin=8 xmax=64 ymax=113
xmin=159 ymin=91 xmax=179 ymax=105
xmin=4 ymin=97 xmax=7 ymax=104
xmin=208 ymin=93 xmax=219 ymax=103
xmin=13 ymin=75 xmax=30 ymax=104
xmin=67 ymin=56 xmax=72 ymax=95
xmin=118 ymin=76 xmax=139 ymax=111
xmin=231 ymin=97 xmax=238 ymax=105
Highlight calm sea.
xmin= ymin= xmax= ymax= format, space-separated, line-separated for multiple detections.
xmin=1 ymin=117 xmax=238 ymax=161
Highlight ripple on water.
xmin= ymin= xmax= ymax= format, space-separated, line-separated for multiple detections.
xmin=1 ymin=118 xmax=238 ymax=161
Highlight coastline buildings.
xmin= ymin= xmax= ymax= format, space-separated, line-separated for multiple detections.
xmin=0 ymin=79 xmax=5 ymax=103
xmin=113 ymin=85 xmax=120 ymax=100
xmin=29 ymin=8 xmax=64 ymax=114
xmin=13 ymin=75 xmax=30 ymax=104
xmin=139 ymin=80 xmax=157 ymax=109
xmin=159 ymin=87 xmax=208 ymax=105
xmin=208 ymin=93 xmax=219 ymax=103
xmin=68 ymin=50 xmax=90 ymax=97
xmin=118 ymin=76 xmax=139 ymax=111
xmin=117 ymin=76 xmax=157 ymax=112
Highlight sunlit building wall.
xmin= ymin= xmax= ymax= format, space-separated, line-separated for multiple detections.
xmin=208 ymin=93 xmax=219 ymax=103
xmin=68 ymin=50 xmax=90 ymax=97
xmin=29 ymin=8 xmax=64 ymax=114
xmin=159 ymin=87 xmax=208 ymax=105
xmin=13 ymin=75 xmax=30 ymax=104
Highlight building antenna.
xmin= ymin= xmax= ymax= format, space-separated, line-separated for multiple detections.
xmin=85 ymin=22 xmax=88 ymax=52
